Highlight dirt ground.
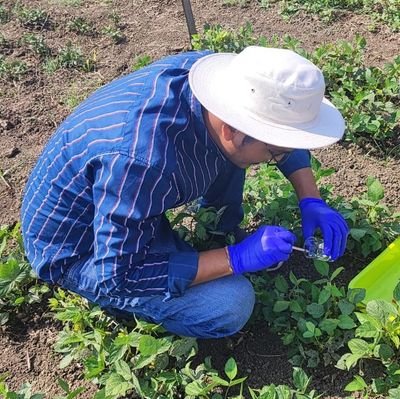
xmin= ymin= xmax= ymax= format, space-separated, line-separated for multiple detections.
xmin=0 ymin=0 xmax=399 ymax=397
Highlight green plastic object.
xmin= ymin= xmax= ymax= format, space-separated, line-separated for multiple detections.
xmin=349 ymin=237 xmax=400 ymax=303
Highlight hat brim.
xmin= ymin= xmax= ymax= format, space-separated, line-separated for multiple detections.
xmin=189 ymin=53 xmax=345 ymax=150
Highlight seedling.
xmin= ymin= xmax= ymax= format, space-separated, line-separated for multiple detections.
xmin=15 ymin=7 xmax=50 ymax=29
xmin=67 ymin=17 xmax=95 ymax=35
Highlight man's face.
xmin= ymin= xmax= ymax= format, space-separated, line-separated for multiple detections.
xmin=228 ymin=132 xmax=292 ymax=169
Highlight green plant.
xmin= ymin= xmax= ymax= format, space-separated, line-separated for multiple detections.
xmin=248 ymin=367 xmax=321 ymax=399
xmin=15 ymin=7 xmax=50 ymax=29
xmin=191 ymin=22 xmax=258 ymax=53
xmin=0 ymin=5 xmax=10 ymax=24
xmin=0 ymin=224 xmax=49 ymax=325
xmin=67 ymin=17 xmax=95 ymax=35
xmin=310 ymin=36 xmax=400 ymax=152
xmin=44 ymin=43 xmax=96 ymax=73
xmin=222 ymin=0 xmax=249 ymax=6
xmin=20 ymin=34 xmax=50 ymax=58
xmin=184 ymin=357 xmax=247 ymax=398
xmin=0 ymin=376 xmax=44 ymax=399
xmin=0 ymin=375 xmax=89 ymax=399
xmin=337 ymin=282 xmax=400 ymax=396
xmin=131 ymin=55 xmax=152 ymax=71
xmin=101 ymin=25 xmax=125 ymax=44
xmin=253 ymin=260 xmax=365 ymax=368
xmin=49 ymin=289 xmax=200 ymax=398
xmin=334 ymin=176 xmax=400 ymax=257
xmin=168 ymin=205 xmax=235 ymax=251
xmin=0 ymin=55 xmax=28 ymax=81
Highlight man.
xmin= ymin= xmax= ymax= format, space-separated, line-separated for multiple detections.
xmin=21 ymin=46 xmax=349 ymax=338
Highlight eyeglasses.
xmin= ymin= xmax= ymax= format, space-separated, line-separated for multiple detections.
xmin=265 ymin=147 xmax=292 ymax=166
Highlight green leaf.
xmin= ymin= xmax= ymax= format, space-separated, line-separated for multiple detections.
xmin=224 ymin=357 xmax=237 ymax=380
xmin=374 ymin=344 xmax=394 ymax=360
xmin=393 ymin=282 xmax=400 ymax=302
xmin=105 ymin=372 xmax=133 ymax=397
xmin=356 ymin=321 xmax=380 ymax=339
xmin=338 ymin=314 xmax=356 ymax=329
xmin=289 ymin=300 xmax=303 ymax=313
xmin=138 ymin=335 xmax=170 ymax=356
xmin=348 ymin=288 xmax=366 ymax=304
xmin=367 ymin=300 xmax=397 ymax=324
xmin=57 ymin=378 xmax=70 ymax=393
xmin=293 ymin=367 xmax=310 ymax=391
xmin=211 ymin=376 xmax=230 ymax=387
xmin=185 ymin=381 xmax=207 ymax=396
xmin=59 ymin=354 xmax=74 ymax=369
xmin=274 ymin=275 xmax=289 ymax=293
xmin=306 ymin=303 xmax=325 ymax=319
xmin=273 ymin=301 xmax=290 ymax=312
xmin=314 ymin=260 xmax=329 ymax=277
xmin=319 ymin=318 xmax=339 ymax=335
xmin=338 ymin=300 xmax=355 ymax=316
xmin=318 ymin=288 xmax=331 ymax=305
xmin=114 ymin=360 xmax=132 ymax=381
xmin=348 ymin=338 xmax=371 ymax=356
xmin=389 ymin=387 xmax=400 ymax=399
xmin=367 ymin=177 xmax=384 ymax=202
xmin=170 ymin=337 xmax=197 ymax=358
xmin=330 ymin=266 xmax=344 ymax=281
xmin=345 ymin=375 xmax=367 ymax=392
xmin=84 ymin=354 xmax=105 ymax=379
xmin=350 ymin=228 xmax=367 ymax=241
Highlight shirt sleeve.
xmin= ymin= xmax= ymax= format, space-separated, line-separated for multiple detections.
xmin=91 ymin=153 xmax=198 ymax=298
xmin=200 ymin=161 xmax=246 ymax=232
xmin=276 ymin=149 xmax=311 ymax=178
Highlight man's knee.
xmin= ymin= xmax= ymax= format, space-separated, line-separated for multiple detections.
xmin=182 ymin=276 xmax=255 ymax=338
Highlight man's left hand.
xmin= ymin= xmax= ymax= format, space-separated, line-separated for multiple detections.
xmin=299 ymin=197 xmax=349 ymax=260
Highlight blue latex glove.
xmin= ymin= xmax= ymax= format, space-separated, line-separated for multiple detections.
xmin=299 ymin=197 xmax=349 ymax=260
xmin=227 ymin=226 xmax=296 ymax=275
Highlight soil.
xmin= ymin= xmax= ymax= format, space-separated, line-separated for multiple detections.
xmin=0 ymin=0 xmax=399 ymax=398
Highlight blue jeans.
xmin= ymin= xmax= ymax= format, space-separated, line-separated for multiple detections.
xmin=61 ymin=261 xmax=255 ymax=338
xmin=59 ymin=216 xmax=255 ymax=339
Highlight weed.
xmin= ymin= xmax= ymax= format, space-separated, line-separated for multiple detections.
xmin=0 ymin=55 xmax=28 ymax=82
xmin=15 ymin=7 xmax=50 ymax=30
xmin=192 ymin=22 xmax=258 ymax=53
xmin=20 ymin=34 xmax=50 ymax=58
xmin=67 ymin=17 xmax=95 ymax=35
xmin=44 ymin=43 xmax=96 ymax=73
xmin=131 ymin=55 xmax=152 ymax=71
xmin=0 ymin=5 xmax=10 ymax=24
xmin=223 ymin=0 xmax=249 ymax=7
xmin=0 ymin=224 xmax=49 ymax=325
xmin=101 ymin=25 xmax=125 ymax=44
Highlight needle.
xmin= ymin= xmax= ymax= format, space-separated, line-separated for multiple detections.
xmin=293 ymin=246 xmax=306 ymax=252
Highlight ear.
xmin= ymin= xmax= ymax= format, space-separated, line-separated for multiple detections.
xmin=221 ymin=123 xmax=245 ymax=149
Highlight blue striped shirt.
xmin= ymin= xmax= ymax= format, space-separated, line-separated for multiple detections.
xmin=21 ymin=50 xmax=311 ymax=299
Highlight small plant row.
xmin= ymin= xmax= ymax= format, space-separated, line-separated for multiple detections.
xmin=0 ymin=37 xmax=96 ymax=81
xmin=192 ymin=24 xmax=400 ymax=156
xmin=222 ymin=0 xmax=400 ymax=31
xmin=0 ymin=4 xmax=125 ymax=42
xmin=0 ymin=357 xmax=319 ymax=399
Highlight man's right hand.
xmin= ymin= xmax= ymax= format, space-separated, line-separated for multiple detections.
xmin=227 ymin=226 xmax=296 ymax=275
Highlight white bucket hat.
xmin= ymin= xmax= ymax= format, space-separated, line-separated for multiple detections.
xmin=188 ymin=46 xmax=345 ymax=149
